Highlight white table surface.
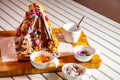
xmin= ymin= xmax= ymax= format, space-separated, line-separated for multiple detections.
xmin=0 ymin=0 xmax=120 ymax=80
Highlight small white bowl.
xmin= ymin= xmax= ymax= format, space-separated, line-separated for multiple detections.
xmin=62 ymin=63 xmax=90 ymax=80
xmin=73 ymin=46 xmax=95 ymax=62
xmin=30 ymin=51 xmax=59 ymax=69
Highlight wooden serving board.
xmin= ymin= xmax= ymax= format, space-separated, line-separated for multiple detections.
xmin=0 ymin=29 xmax=102 ymax=77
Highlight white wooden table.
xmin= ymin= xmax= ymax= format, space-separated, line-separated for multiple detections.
xmin=0 ymin=0 xmax=120 ymax=80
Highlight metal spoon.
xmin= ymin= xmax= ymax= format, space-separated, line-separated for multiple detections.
xmin=76 ymin=16 xmax=85 ymax=30
xmin=69 ymin=16 xmax=85 ymax=31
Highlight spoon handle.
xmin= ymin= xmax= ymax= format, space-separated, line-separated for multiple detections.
xmin=77 ymin=16 xmax=85 ymax=28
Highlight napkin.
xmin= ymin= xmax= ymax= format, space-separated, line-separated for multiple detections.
xmin=52 ymin=28 xmax=90 ymax=47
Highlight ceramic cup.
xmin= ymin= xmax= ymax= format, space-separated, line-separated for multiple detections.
xmin=62 ymin=23 xmax=81 ymax=43
xmin=73 ymin=46 xmax=95 ymax=62
xmin=30 ymin=51 xmax=59 ymax=69
xmin=62 ymin=63 xmax=90 ymax=80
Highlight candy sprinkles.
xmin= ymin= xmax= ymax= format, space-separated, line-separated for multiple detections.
xmin=76 ymin=50 xmax=90 ymax=56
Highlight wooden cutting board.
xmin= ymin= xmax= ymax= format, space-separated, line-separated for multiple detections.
xmin=0 ymin=29 xmax=102 ymax=77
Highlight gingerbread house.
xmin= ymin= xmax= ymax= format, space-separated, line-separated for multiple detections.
xmin=14 ymin=2 xmax=59 ymax=57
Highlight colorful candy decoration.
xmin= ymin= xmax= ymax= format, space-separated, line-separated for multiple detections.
xmin=48 ymin=40 xmax=59 ymax=53
xmin=37 ymin=27 xmax=41 ymax=31
xmin=77 ymin=50 xmax=88 ymax=56
xmin=52 ymin=53 xmax=60 ymax=57
xmin=33 ymin=30 xmax=37 ymax=35
xmin=45 ymin=16 xmax=48 ymax=21
xmin=34 ymin=39 xmax=40 ymax=46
